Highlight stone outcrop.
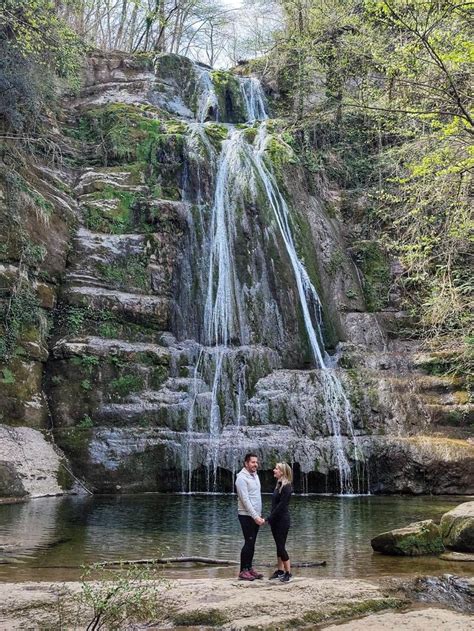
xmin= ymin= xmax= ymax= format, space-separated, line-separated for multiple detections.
xmin=371 ymin=520 xmax=445 ymax=556
xmin=0 ymin=425 xmax=72 ymax=498
xmin=441 ymin=502 xmax=474 ymax=552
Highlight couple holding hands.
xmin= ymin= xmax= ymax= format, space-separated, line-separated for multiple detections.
xmin=235 ymin=453 xmax=293 ymax=583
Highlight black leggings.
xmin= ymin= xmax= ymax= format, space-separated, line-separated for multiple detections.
xmin=238 ymin=515 xmax=260 ymax=571
xmin=271 ymin=519 xmax=290 ymax=562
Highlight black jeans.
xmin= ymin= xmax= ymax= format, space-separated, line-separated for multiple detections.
xmin=270 ymin=517 xmax=290 ymax=562
xmin=238 ymin=515 xmax=260 ymax=571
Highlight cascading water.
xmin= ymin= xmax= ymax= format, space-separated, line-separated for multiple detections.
xmin=203 ymin=127 xmax=253 ymax=489
xmin=181 ymin=67 xmax=366 ymax=494
xmin=196 ymin=66 xmax=219 ymax=123
xmin=250 ymin=123 xmax=365 ymax=494
xmin=240 ymin=77 xmax=268 ymax=123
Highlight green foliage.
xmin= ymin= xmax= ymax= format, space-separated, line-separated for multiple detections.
xmin=292 ymin=597 xmax=405 ymax=626
xmin=77 ymin=415 xmax=94 ymax=429
xmin=71 ymin=355 xmax=100 ymax=375
xmin=204 ymin=122 xmax=229 ymax=149
xmin=210 ymin=70 xmax=247 ymax=123
xmin=77 ymin=562 xmax=164 ymax=630
xmin=97 ymin=256 xmax=150 ymax=291
xmin=275 ymin=0 xmax=472 ymax=345
xmin=1 ymin=368 xmax=16 ymax=385
xmin=327 ymin=248 xmax=345 ymax=276
xmin=0 ymin=281 xmax=42 ymax=360
xmin=351 ymin=241 xmax=390 ymax=311
xmin=76 ymin=104 xmax=172 ymax=165
xmin=65 ymin=306 xmax=86 ymax=335
xmin=110 ymin=374 xmax=144 ymax=398
xmin=97 ymin=321 xmax=120 ymax=339
xmin=84 ymin=190 xmax=140 ymax=235
xmin=0 ymin=0 xmax=83 ymax=132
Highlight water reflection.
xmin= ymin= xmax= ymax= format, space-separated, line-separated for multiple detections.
xmin=0 ymin=494 xmax=470 ymax=582
xmin=0 ymin=498 xmax=60 ymax=558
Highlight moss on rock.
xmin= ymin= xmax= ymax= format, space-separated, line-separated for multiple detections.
xmin=441 ymin=501 xmax=474 ymax=552
xmin=371 ymin=519 xmax=445 ymax=556
xmin=350 ymin=240 xmax=390 ymax=312
xmin=210 ymin=70 xmax=246 ymax=123
xmin=171 ymin=609 xmax=228 ymax=627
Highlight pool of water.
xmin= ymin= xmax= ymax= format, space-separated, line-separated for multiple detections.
xmin=0 ymin=494 xmax=471 ymax=582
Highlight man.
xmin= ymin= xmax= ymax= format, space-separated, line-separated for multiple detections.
xmin=235 ymin=453 xmax=265 ymax=581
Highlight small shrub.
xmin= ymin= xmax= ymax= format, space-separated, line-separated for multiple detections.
xmin=110 ymin=374 xmax=143 ymax=397
xmin=77 ymin=415 xmax=93 ymax=429
xmin=1 ymin=367 xmax=16 ymax=384
xmin=77 ymin=562 xmax=166 ymax=630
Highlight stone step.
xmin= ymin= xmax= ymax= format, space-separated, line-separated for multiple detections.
xmin=52 ymin=336 xmax=170 ymax=362
xmin=74 ymin=168 xmax=146 ymax=196
xmin=413 ymin=374 xmax=468 ymax=393
xmin=426 ymin=403 xmax=474 ymax=426
xmin=72 ymin=78 xmax=156 ymax=111
xmin=64 ymin=285 xmax=169 ymax=327
xmin=74 ymin=227 xmax=146 ymax=246
xmin=69 ymin=229 xmax=146 ymax=264
xmin=160 ymin=377 xmax=209 ymax=394
xmin=95 ymin=389 xmax=212 ymax=427
xmin=66 ymin=273 xmax=108 ymax=289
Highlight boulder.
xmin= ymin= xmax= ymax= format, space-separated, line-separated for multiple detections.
xmin=371 ymin=520 xmax=444 ymax=556
xmin=441 ymin=501 xmax=474 ymax=552
xmin=439 ymin=551 xmax=474 ymax=562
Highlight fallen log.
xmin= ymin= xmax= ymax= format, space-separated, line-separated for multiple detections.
xmin=99 ymin=557 xmax=239 ymax=566
xmin=98 ymin=557 xmax=327 ymax=568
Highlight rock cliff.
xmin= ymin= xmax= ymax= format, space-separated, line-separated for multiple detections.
xmin=1 ymin=51 xmax=472 ymax=498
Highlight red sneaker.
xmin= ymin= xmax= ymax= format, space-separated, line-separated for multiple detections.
xmin=238 ymin=570 xmax=255 ymax=581
xmin=249 ymin=568 xmax=264 ymax=579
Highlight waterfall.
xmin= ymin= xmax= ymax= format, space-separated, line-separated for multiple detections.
xmin=203 ymin=128 xmax=252 ymax=489
xmin=181 ymin=72 xmax=365 ymax=494
xmin=240 ymin=77 xmax=268 ymax=122
xmin=250 ymin=123 xmax=365 ymax=494
xmin=195 ymin=66 xmax=219 ymax=123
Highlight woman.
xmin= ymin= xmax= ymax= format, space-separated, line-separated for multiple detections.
xmin=267 ymin=462 xmax=293 ymax=582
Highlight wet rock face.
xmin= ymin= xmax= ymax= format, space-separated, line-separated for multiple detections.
xmin=371 ymin=520 xmax=445 ymax=556
xmin=441 ymin=502 xmax=474 ymax=552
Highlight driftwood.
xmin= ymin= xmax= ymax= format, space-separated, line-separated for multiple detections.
xmin=98 ymin=557 xmax=327 ymax=568
xmin=99 ymin=557 xmax=239 ymax=567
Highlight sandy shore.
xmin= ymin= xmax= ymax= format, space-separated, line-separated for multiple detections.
xmin=0 ymin=577 xmax=472 ymax=629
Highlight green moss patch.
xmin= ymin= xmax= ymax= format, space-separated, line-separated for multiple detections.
xmin=56 ymin=304 xmax=160 ymax=342
xmin=97 ymin=255 xmax=150 ymax=292
xmin=109 ymin=373 xmax=145 ymax=398
xmin=204 ymin=122 xmax=229 ymax=149
xmin=210 ymin=70 xmax=246 ymax=123
xmin=171 ymin=608 xmax=228 ymax=627
xmin=350 ymin=240 xmax=390 ymax=311
xmin=288 ymin=597 xmax=405 ymax=627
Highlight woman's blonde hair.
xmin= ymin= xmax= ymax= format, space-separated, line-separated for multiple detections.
xmin=275 ymin=462 xmax=293 ymax=491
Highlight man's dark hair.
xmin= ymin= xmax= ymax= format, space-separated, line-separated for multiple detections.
xmin=244 ymin=453 xmax=258 ymax=463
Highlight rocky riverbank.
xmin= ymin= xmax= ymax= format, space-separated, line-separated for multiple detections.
xmin=0 ymin=576 xmax=472 ymax=630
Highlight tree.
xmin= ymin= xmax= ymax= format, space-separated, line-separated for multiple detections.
xmin=271 ymin=0 xmax=472 ymax=345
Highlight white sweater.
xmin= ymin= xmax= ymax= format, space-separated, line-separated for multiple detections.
xmin=235 ymin=468 xmax=262 ymax=519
